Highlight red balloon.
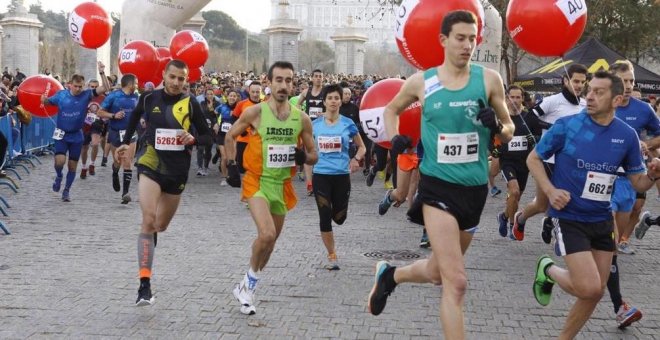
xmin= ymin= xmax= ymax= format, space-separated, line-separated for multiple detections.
xmin=188 ymin=67 xmax=203 ymax=84
xmin=150 ymin=47 xmax=172 ymax=87
xmin=359 ymin=79 xmax=421 ymax=149
xmin=68 ymin=2 xmax=112 ymax=49
xmin=17 ymin=75 xmax=64 ymax=118
xmin=169 ymin=30 xmax=209 ymax=69
xmin=507 ymin=0 xmax=587 ymax=57
xmin=118 ymin=40 xmax=159 ymax=88
xmin=395 ymin=0 xmax=484 ymax=70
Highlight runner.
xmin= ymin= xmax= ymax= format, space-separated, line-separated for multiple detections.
xmin=213 ymin=89 xmax=239 ymax=186
xmin=609 ymin=61 xmax=660 ymax=255
xmin=496 ymin=85 xmax=549 ymax=240
xmin=115 ymin=59 xmax=213 ymax=306
xmin=366 ymin=11 xmax=514 ymax=339
xmin=513 ymin=64 xmax=588 ymax=242
xmin=41 ymin=61 xmax=111 ymax=201
xmin=529 ymin=70 xmax=659 ymax=339
xmin=97 ymin=74 xmax=139 ymax=204
xmin=232 ymin=81 xmax=262 ymax=174
xmin=635 ymin=210 xmax=660 ymax=239
xmin=297 ymin=69 xmax=325 ymax=194
xmin=195 ymin=88 xmax=221 ymax=176
xmin=312 ymin=84 xmax=366 ymax=270
xmin=79 ymin=79 xmax=104 ymax=179
xmin=225 ymin=61 xmax=317 ymax=315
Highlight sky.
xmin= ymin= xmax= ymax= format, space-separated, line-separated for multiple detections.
xmin=0 ymin=0 xmax=272 ymax=33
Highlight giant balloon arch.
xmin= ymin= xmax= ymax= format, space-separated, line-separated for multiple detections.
xmin=359 ymin=0 xmax=588 ymax=148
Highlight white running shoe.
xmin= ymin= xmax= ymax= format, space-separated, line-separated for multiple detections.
xmin=233 ymin=282 xmax=256 ymax=315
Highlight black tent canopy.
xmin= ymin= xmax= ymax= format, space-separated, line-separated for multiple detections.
xmin=514 ymin=38 xmax=660 ymax=95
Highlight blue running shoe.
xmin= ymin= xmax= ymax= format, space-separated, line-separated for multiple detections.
xmin=490 ymin=186 xmax=502 ymax=197
xmin=497 ymin=212 xmax=508 ymax=237
xmin=52 ymin=175 xmax=63 ymax=192
xmin=367 ymin=261 xmax=396 ymax=316
xmin=61 ymin=188 xmax=70 ymax=202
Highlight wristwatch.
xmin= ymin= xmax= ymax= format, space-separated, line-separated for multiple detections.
xmin=227 ymin=160 xmax=237 ymax=166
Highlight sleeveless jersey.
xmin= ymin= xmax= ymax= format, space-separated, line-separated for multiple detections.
xmin=305 ymin=88 xmax=325 ymax=120
xmin=419 ymin=65 xmax=490 ymax=186
xmin=243 ymin=103 xmax=303 ymax=181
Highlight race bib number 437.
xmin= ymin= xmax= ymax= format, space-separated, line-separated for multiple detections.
xmin=155 ymin=128 xmax=185 ymax=151
xmin=437 ymin=132 xmax=479 ymax=164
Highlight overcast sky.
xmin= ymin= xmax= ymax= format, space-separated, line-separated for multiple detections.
xmin=0 ymin=0 xmax=272 ymax=32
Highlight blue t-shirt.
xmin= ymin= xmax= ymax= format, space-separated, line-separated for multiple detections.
xmin=535 ymin=111 xmax=645 ymax=222
xmin=615 ymin=97 xmax=660 ymax=138
xmin=312 ymin=115 xmax=358 ymax=175
xmin=101 ymin=89 xmax=139 ymax=131
xmin=48 ymin=89 xmax=95 ymax=142
xmin=216 ymin=103 xmax=234 ymax=123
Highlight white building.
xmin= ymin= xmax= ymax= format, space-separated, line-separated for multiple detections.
xmin=271 ymin=0 xmax=396 ymax=48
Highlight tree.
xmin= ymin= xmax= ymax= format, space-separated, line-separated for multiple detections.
xmin=298 ymin=40 xmax=335 ymax=73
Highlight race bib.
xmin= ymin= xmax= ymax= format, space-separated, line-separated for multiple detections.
xmin=221 ymin=122 xmax=232 ymax=133
xmin=581 ymin=171 xmax=615 ymax=202
xmin=119 ymin=130 xmax=126 ymax=143
xmin=266 ymin=144 xmax=296 ymax=168
xmin=437 ymin=133 xmax=479 ymax=164
xmin=84 ymin=113 xmax=98 ymax=125
xmin=318 ymin=136 xmax=342 ymax=153
xmin=155 ymin=128 xmax=185 ymax=151
xmin=52 ymin=128 xmax=65 ymax=141
xmin=508 ymin=136 xmax=528 ymax=151
xmin=359 ymin=107 xmax=388 ymax=144
xmin=309 ymin=107 xmax=323 ymax=119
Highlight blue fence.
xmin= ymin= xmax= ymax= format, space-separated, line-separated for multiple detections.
xmin=0 ymin=114 xmax=56 ymax=235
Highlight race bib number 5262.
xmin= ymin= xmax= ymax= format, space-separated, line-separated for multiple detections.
xmin=155 ymin=128 xmax=185 ymax=151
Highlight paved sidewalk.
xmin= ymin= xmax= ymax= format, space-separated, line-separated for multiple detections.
xmin=1 ymin=155 xmax=659 ymax=339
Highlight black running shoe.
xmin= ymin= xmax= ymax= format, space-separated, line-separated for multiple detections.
xmin=101 ymin=157 xmax=108 ymax=167
xmin=136 ymin=281 xmax=154 ymax=306
xmin=541 ymin=217 xmax=553 ymax=244
xmin=366 ymin=169 xmax=376 ymax=187
xmin=368 ymin=261 xmax=396 ymax=316
xmin=112 ymin=172 xmax=120 ymax=192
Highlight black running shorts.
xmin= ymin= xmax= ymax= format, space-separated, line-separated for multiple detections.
xmin=137 ymin=165 xmax=187 ymax=195
xmin=501 ymin=160 xmax=530 ymax=193
xmin=552 ymin=218 xmax=615 ymax=256
xmin=407 ymin=173 xmax=488 ymax=231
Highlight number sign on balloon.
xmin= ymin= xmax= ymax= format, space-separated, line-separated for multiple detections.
xmin=506 ymin=0 xmax=587 ymax=57
xmin=68 ymin=2 xmax=112 ymax=49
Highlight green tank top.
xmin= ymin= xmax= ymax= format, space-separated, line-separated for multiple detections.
xmin=255 ymin=102 xmax=302 ymax=180
xmin=419 ymin=64 xmax=490 ymax=186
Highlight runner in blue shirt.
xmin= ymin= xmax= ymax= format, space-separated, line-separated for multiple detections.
xmin=609 ymin=61 xmax=660 ymax=255
xmin=527 ymin=71 xmax=660 ymax=339
xmin=41 ymin=61 xmax=111 ymax=201
xmin=98 ymin=74 xmax=139 ymax=204
xmin=312 ymin=84 xmax=365 ymax=270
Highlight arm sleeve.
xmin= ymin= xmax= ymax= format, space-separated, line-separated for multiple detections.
xmin=189 ymin=98 xmax=213 ymax=146
xmin=534 ymin=118 xmax=566 ymax=161
xmin=122 ymin=93 xmax=145 ymax=145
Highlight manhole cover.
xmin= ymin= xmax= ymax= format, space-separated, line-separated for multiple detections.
xmin=363 ymin=250 xmax=422 ymax=260
xmin=0 ymin=264 xmax=9 ymax=271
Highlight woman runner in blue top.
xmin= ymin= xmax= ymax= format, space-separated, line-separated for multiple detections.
xmin=311 ymin=84 xmax=366 ymax=270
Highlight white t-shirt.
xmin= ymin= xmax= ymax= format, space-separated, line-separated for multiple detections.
xmin=536 ymin=92 xmax=586 ymax=124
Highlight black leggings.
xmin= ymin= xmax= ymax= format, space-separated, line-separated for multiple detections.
xmin=312 ymin=173 xmax=351 ymax=232
xmin=373 ymin=144 xmax=397 ymax=187
xmin=196 ymin=144 xmax=213 ymax=168
xmin=236 ymin=141 xmax=248 ymax=174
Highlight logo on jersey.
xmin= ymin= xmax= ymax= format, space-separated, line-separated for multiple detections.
xmin=433 ymin=102 xmax=443 ymax=110
xmin=611 ymin=139 xmax=624 ymax=144
xmin=152 ymin=107 xmax=161 ymax=113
